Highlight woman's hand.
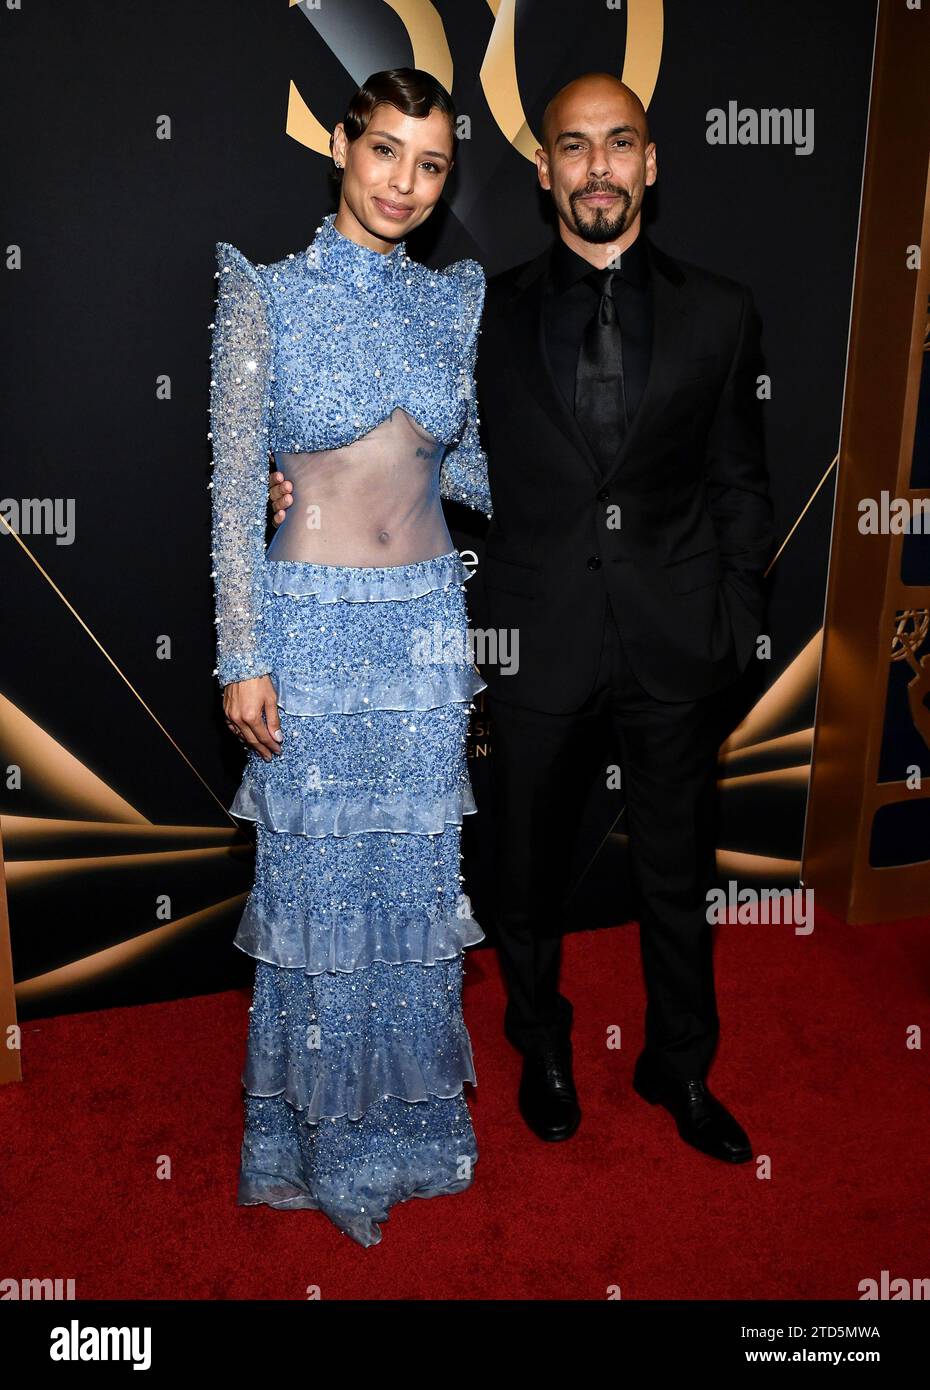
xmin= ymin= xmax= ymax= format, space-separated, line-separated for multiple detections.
xmin=269 ymin=470 xmax=293 ymax=526
xmin=223 ymin=675 xmax=283 ymax=761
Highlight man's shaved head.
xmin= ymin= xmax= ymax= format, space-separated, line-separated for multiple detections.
xmin=536 ymin=72 xmax=657 ymax=263
xmin=542 ymin=73 xmax=650 ymax=151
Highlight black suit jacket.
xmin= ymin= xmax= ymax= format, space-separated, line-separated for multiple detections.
xmin=474 ymin=234 xmax=776 ymax=711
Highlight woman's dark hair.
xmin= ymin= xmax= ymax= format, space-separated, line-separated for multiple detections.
xmin=330 ymin=68 xmax=457 ymax=179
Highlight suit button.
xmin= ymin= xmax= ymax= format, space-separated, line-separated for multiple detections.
xmin=596 ymin=490 xmax=609 ymax=503
xmin=586 ymin=555 xmax=601 ymax=571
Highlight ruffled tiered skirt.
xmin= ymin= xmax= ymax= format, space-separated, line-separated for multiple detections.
xmin=230 ymin=549 xmax=486 ymax=1246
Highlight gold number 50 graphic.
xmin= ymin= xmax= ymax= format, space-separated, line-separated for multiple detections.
xmin=286 ymin=0 xmax=664 ymax=162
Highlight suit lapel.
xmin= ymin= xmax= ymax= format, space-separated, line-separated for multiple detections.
xmin=503 ymin=247 xmax=603 ymax=483
xmin=500 ymin=234 xmax=690 ymax=489
xmin=599 ymin=239 xmax=690 ymax=488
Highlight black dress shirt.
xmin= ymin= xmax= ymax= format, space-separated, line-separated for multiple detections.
xmin=541 ymin=230 xmax=653 ymax=425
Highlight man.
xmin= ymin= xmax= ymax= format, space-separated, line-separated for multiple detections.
xmin=269 ymin=73 xmax=775 ymax=1164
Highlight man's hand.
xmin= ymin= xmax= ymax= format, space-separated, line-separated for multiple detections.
xmin=223 ymin=675 xmax=283 ymax=761
xmin=269 ymin=470 xmax=293 ymax=527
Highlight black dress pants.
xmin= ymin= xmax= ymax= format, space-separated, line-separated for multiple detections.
xmin=487 ymin=601 xmax=722 ymax=1083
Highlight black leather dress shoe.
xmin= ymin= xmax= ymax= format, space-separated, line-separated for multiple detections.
xmin=518 ymin=1044 xmax=581 ymax=1142
xmin=633 ymin=1060 xmax=752 ymax=1164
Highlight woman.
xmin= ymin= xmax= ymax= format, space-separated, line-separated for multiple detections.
xmin=209 ymin=68 xmax=492 ymax=1247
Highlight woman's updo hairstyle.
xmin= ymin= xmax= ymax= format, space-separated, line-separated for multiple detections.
xmin=330 ymin=67 xmax=457 ymax=180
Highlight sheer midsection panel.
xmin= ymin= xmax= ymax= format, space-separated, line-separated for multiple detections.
xmin=265 ymin=407 xmax=454 ymax=566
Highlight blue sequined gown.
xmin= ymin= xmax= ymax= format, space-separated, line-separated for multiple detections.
xmin=209 ymin=212 xmax=493 ymax=1247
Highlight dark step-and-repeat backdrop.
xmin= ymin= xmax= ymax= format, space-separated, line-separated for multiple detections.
xmin=1 ymin=0 xmax=879 ymax=1017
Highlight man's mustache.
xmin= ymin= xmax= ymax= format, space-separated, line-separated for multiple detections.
xmin=572 ymin=184 xmax=631 ymax=203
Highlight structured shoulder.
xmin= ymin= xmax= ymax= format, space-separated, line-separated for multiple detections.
xmin=440 ymin=256 xmax=487 ymax=324
xmin=214 ymin=241 xmax=273 ymax=304
xmin=441 ymin=256 xmax=486 ymax=287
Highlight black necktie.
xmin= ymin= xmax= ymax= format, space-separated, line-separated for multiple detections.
xmin=573 ymin=267 xmax=628 ymax=473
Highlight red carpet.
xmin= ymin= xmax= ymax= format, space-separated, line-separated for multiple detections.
xmin=2 ymin=912 xmax=929 ymax=1300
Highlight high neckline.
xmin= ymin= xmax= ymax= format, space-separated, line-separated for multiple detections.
xmin=308 ymin=211 xmax=408 ymax=289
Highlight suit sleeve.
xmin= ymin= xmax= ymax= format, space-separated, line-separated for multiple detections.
xmin=439 ymin=259 xmax=493 ymax=518
xmin=208 ymin=241 xmax=274 ymax=688
xmin=704 ymin=286 xmax=775 ymax=630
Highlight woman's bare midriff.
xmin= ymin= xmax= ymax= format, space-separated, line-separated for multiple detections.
xmin=265 ymin=406 xmax=453 ymax=567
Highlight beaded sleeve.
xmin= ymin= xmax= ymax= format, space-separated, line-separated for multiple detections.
xmin=208 ymin=241 xmax=274 ymax=688
xmin=439 ymin=260 xmax=493 ymax=518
